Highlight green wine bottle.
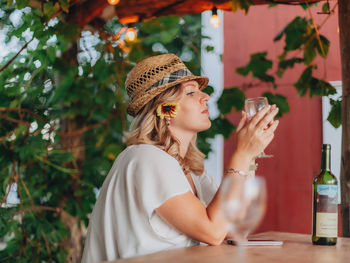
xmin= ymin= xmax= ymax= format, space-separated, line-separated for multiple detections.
xmin=312 ymin=144 xmax=338 ymax=245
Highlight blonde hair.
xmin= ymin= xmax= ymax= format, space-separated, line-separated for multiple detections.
xmin=126 ymin=85 xmax=205 ymax=176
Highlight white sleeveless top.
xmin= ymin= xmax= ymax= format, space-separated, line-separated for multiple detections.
xmin=81 ymin=144 xmax=218 ymax=263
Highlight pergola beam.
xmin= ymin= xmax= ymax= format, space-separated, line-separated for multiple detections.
xmin=67 ymin=0 xmax=321 ymax=27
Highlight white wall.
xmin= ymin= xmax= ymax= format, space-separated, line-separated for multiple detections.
xmin=201 ymin=10 xmax=224 ymax=186
xmin=322 ymin=80 xmax=342 ymax=202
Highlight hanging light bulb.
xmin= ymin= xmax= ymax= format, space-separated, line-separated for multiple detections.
xmin=107 ymin=0 xmax=120 ymax=5
xmin=210 ymin=7 xmax=220 ymax=28
xmin=125 ymin=26 xmax=137 ymax=42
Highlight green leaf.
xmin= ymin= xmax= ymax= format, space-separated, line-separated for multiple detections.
xmin=103 ymin=144 xmax=123 ymax=160
xmin=274 ymin=17 xmax=309 ymax=51
xmin=15 ymin=0 xmax=29 ymax=9
xmin=205 ymin=45 xmax=215 ymax=52
xmin=208 ymin=117 xmax=236 ymax=139
xmin=46 ymin=46 xmax=57 ymax=63
xmin=322 ymin=2 xmax=330 ymax=13
xmin=309 ymin=79 xmax=337 ymax=98
xmin=11 ymin=23 xmax=28 ymax=38
xmin=56 ymin=21 xmax=80 ymax=42
xmin=300 ymin=3 xmax=309 ymax=10
xmin=277 ymin=57 xmax=304 ymax=77
xmin=304 ymin=39 xmax=317 ymax=65
xmin=294 ymin=66 xmax=336 ymax=98
xmin=230 ymin=0 xmax=254 ymax=13
xmin=261 ymin=92 xmax=290 ymax=118
xmin=48 ymin=67 xmax=77 ymax=105
xmin=14 ymin=135 xmax=47 ymax=162
xmin=236 ymin=52 xmax=274 ymax=83
xmin=59 ymin=0 xmax=70 ymax=13
xmin=43 ymin=2 xmax=60 ymax=18
xmin=203 ymin=85 xmax=214 ymax=96
xmin=327 ymin=99 xmax=342 ymax=128
xmin=316 ymin=35 xmax=330 ymax=58
xmin=217 ymin=87 xmax=245 ymax=114
xmin=294 ymin=65 xmax=313 ymax=96
xmin=14 ymin=124 xmax=28 ymax=137
xmin=300 ymin=2 xmax=318 ymax=10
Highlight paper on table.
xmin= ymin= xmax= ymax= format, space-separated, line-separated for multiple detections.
xmin=227 ymin=239 xmax=283 ymax=246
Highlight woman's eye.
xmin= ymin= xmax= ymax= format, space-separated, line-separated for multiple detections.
xmin=186 ymin=92 xmax=195 ymax=96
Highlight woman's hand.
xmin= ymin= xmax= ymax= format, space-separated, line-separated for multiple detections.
xmin=234 ymin=105 xmax=279 ymax=161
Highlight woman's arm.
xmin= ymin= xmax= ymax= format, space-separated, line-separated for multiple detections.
xmin=156 ymin=105 xmax=279 ymax=245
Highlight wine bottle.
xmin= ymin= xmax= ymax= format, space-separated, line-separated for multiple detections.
xmin=312 ymin=144 xmax=338 ymax=245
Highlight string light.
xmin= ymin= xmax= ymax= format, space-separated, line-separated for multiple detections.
xmin=107 ymin=0 xmax=120 ymax=5
xmin=125 ymin=26 xmax=137 ymax=42
xmin=210 ymin=7 xmax=220 ymax=28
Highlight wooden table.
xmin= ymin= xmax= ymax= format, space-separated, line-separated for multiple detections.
xmin=105 ymin=232 xmax=350 ymax=263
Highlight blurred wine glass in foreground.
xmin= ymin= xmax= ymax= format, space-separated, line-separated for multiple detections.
xmin=245 ymin=97 xmax=273 ymax=158
xmin=221 ymin=176 xmax=267 ymax=243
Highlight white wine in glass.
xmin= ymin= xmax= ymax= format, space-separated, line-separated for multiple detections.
xmin=244 ymin=97 xmax=273 ymax=158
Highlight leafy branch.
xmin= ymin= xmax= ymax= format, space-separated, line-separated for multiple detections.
xmin=0 ymin=37 xmax=34 ymax=73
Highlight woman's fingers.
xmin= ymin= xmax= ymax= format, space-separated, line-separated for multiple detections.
xmin=261 ymin=120 xmax=279 ymax=146
xmin=234 ymin=106 xmax=279 ymax=160
xmin=267 ymin=119 xmax=279 ymax=133
xmin=248 ymin=105 xmax=271 ymax=127
xmin=256 ymin=107 xmax=279 ymax=131
xmin=236 ymin=112 xmax=247 ymax=132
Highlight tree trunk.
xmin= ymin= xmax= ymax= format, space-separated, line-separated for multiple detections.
xmin=58 ymin=43 xmax=85 ymax=262
xmin=60 ymin=118 xmax=85 ymax=263
xmin=338 ymin=0 xmax=350 ymax=237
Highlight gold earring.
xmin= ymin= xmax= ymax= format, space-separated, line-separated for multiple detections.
xmin=165 ymin=117 xmax=171 ymax=126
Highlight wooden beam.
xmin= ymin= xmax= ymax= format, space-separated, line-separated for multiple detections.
xmin=338 ymin=0 xmax=350 ymax=237
xmin=67 ymin=0 xmax=322 ymax=28
xmin=68 ymin=0 xmax=109 ymax=28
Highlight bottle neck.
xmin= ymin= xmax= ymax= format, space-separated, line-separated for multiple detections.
xmin=321 ymin=148 xmax=331 ymax=172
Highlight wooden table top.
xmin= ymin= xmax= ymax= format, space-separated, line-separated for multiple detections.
xmin=105 ymin=232 xmax=350 ymax=263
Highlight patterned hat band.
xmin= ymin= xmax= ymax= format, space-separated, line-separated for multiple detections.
xmin=146 ymin=68 xmax=193 ymax=92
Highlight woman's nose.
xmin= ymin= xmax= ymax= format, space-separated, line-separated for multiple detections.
xmin=201 ymin=91 xmax=210 ymax=103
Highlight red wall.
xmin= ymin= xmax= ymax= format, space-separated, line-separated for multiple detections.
xmin=223 ymin=4 xmax=341 ymax=234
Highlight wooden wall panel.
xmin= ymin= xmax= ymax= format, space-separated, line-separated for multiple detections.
xmin=223 ymin=4 xmax=341 ymax=234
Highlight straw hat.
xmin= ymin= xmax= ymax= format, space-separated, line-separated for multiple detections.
xmin=125 ymin=53 xmax=209 ymax=116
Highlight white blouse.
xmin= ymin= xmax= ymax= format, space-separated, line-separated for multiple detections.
xmin=81 ymin=144 xmax=218 ymax=263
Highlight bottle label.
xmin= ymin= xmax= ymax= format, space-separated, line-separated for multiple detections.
xmin=316 ymin=185 xmax=338 ymax=238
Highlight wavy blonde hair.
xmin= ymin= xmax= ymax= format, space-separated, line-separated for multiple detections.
xmin=126 ymin=85 xmax=205 ymax=176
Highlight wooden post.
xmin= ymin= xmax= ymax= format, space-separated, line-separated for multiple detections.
xmin=339 ymin=0 xmax=350 ymax=237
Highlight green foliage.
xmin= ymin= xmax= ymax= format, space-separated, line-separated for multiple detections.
xmin=327 ymin=98 xmax=342 ymax=129
xmin=230 ymin=0 xmax=254 ymax=13
xmin=274 ymin=16 xmax=330 ymax=65
xmin=322 ymin=2 xmax=330 ymax=13
xmin=262 ymin=92 xmax=289 ymax=118
xmin=0 ymin=1 xmax=342 ymax=262
xmin=201 ymin=116 xmax=236 ymax=141
xmin=236 ymin=52 xmax=275 ymax=84
xmin=294 ymin=66 xmax=337 ymax=97
xmin=277 ymin=57 xmax=304 ymax=77
xmin=234 ymin=6 xmax=338 ymax=127
xmin=217 ymin=87 xmax=245 ymax=114
xmin=0 ymin=2 xmax=223 ymax=262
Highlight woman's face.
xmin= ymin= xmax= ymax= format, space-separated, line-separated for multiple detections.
xmin=170 ymin=80 xmax=211 ymax=134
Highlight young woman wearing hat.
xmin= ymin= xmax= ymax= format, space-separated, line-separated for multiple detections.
xmin=81 ymin=54 xmax=279 ymax=262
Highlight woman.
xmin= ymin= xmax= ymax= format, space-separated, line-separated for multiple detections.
xmin=81 ymin=54 xmax=279 ymax=263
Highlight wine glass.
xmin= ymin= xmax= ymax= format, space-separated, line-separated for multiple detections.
xmin=220 ymin=176 xmax=267 ymax=243
xmin=244 ymin=97 xmax=273 ymax=158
